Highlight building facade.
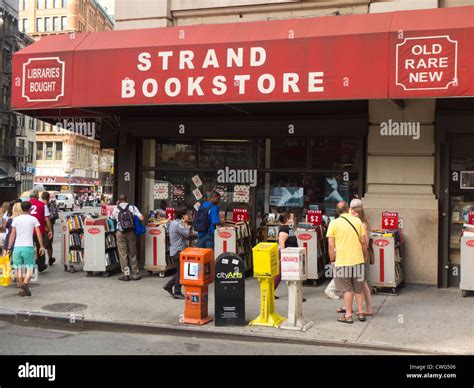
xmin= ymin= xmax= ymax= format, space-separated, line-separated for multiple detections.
xmin=11 ymin=0 xmax=474 ymax=288
xmin=19 ymin=0 xmax=114 ymax=193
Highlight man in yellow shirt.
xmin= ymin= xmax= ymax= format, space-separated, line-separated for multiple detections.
xmin=326 ymin=201 xmax=368 ymax=324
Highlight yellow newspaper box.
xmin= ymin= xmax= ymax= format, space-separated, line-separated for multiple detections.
xmin=250 ymin=243 xmax=285 ymax=327
xmin=253 ymin=243 xmax=279 ymax=278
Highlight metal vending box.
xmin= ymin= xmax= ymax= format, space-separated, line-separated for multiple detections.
xmin=369 ymin=235 xmax=404 ymax=292
xmin=281 ymin=247 xmax=307 ymax=282
xmin=214 ymin=227 xmax=237 ymax=260
xmin=295 ymin=229 xmax=323 ymax=281
xmin=252 ymin=243 xmax=279 ymax=278
xmin=144 ymin=225 xmax=169 ymax=277
xmin=460 ymin=236 xmax=474 ymax=296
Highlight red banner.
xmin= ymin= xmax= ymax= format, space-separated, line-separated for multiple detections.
xmin=382 ymin=212 xmax=399 ymax=229
xmin=233 ymin=208 xmax=249 ymax=222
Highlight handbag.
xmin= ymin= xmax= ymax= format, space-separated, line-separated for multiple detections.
xmin=133 ymin=215 xmax=146 ymax=236
xmin=0 ymin=253 xmax=12 ymax=287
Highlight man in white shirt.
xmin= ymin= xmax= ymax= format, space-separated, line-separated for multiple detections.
xmin=112 ymin=194 xmax=144 ymax=281
xmin=6 ymin=201 xmax=45 ymax=297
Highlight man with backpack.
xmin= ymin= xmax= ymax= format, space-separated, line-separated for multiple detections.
xmin=41 ymin=191 xmax=59 ymax=266
xmin=194 ymin=191 xmax=221 ymax=249
xmin=112 ymin=194 xmax=144 ymax=281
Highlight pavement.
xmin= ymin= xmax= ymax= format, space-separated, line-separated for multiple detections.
xmin=0 ymin=212 xmax=473 ymax=355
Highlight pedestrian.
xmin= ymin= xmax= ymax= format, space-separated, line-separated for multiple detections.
xmin=2 ymin=201 xmax=22 ymax=256
xmin=194 ymin=191 xmax=221 ymax=249
xmin=6 ymin=201 xmax=45 ymax=297
xmin=112 ymin=194 xmax=144 ymax=281
xmin=163 ymin=206 xmax=190 ymax=299
xmin=88 ymin=193 xmax=94 ymax=207
xmin=41 ymin=192 xmax=59 ymax=266
xmin=275 ymin=212 xmax=300 ymax=299
xmin=0 ymin=201 xmax=9 ymax=248
xmin=29 ymin=190 xmax=53 ymax=272
xmin=326 ymin=201 xmax=368 ymax=324
xmin=348 ymin=199 xmax=374 ymax=316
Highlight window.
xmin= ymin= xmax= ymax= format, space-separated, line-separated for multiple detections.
xmin=55 ymin=142 xmax=63 ymax=160
xmin=36 ymin=142 xmax=44 ymax=160
xmin=270 ymin=139 xmax=307 ymax=169
xmin=311 ymin=139 xmax=361 ymax=170
xmin=29 ymin=118 xmax=35 ymax=130
xmin=36 ymin=18 xmax=43 ymax=32
xmin=45 ymin=142 xmax=53 ymax=160
xmin=37 ymin=0 xmax=44 ymax=9
xmin=62 ymin=0 xmax=68 ymax=7
xmin=53 ymin=0 xmax=59 ymax=7
xmin=199 ymin=140 xmax=252 ymax=169
xmin=2 ymin=86 xmax=9 ymax=110
xmin=61 ymin=16 xmax=67 ymax=30
xmin=45 ymin=0 xmax=51 ymax=8
xmin=23 ymin=0 xmax=28 ymax=10
xmin=155 ymin=142 xmax=196 ymax=169
xmin=22 ymin=19 xmax=28 ymax=33
xmin=18 ymin=139 xmax=25 ymax=153
xmin=28 ymin=142 xmax=34 ymax=163
xmin=53 ymin=16 xmax=59 ymax=31
xmin=44 ymin=17 xmax=51 ymax=32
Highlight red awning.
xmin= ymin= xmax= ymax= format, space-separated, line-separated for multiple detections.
xmin=11 ymin=5 xmax=474 ymax=115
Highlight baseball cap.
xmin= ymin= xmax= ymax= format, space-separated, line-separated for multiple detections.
xmin=350 ymin=198 xmax=363 ymax=208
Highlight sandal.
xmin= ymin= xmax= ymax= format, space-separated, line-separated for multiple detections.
xmin=364 ymin=312 xmax=374 ymax=316
xmin=357 ymin=313 xmax=366 ymax=322
xmin=337 ymin=315 xmax=353 ymax=324
xmin=336 ymin=307 xmax=346 ymax=314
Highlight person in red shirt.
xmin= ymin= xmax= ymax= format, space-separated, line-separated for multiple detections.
xmin=29 ymin=190 xmax=53 ymax=272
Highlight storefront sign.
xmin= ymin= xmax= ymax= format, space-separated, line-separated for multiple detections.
xmin=22 ymin=57 xmax=65 ymax=102
xmin=468 ymin=212 xmax=474 ymax=225
xmin=395 ymin=36 xmax=457 ymax=91
xmin=233 ymin=208 xmax=249 ymax=222
xmin=307 ymin=210 xmax=322 ymax=226
xmin=165 ymin=207 xmax=175 ymax=221
xmin=382 ymin=212 xmax=398 ymax=229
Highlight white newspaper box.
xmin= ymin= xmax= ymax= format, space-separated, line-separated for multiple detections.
xmin=281 ymin=247 xmax=307 ymax=281
xmin=280 ymin=247 xmax=313 ymax=332
xmin=214 ymin=227 xmax=237 ymax=260
xmin=369 ymin=235 xmax=403 ymax=293
xmin=295 ymin=229 xmax=323 ymax=281
xmin=144 ymin=225 xmax=168 ymax=277
xmin=460 ymin=236 xmax=474 ymax=297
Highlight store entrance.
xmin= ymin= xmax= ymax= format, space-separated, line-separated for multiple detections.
xmin=447 ymin=134 xmax=474 ymax=287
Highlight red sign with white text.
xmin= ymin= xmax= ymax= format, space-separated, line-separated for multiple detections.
xmin=307 ymin=210 xmax=322 ymax=226
xmin=233 ymin=208 xmax=249 ymax=222
xmin=166 ymin=207 xmax=175 ymax=221
xmin=468 ymin=212 xmax=474 ymax=225
xmin=382 ymin=212 xmax=398 ymax=229
xmin=22 ymin=57 xmax=65 ymax=102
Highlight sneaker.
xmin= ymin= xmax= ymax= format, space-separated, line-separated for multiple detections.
xmin=173 ymin=292 xmax=185 ymax=300
xmin=38 ymin=264 xmax=48 ymax=273
xmin=118 ymin=274 xmax=130 ymax=281
xmin=48 ymin=257 xmax=56 ymax=266
xmin=163 ymin=286 xmax=174 ymax=297
xmin=21 ymin=284 xmax=32 ymax=297
xmin=131 ymin=273 xmax=141 ymax=281
xmin=325 ymin=289 xmax=340 ymax=300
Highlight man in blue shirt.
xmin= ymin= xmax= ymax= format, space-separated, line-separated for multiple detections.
xmin=197 ymin=192 xmax=221 ymax=249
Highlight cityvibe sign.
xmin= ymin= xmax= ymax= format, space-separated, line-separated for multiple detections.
xmin=22 ymin=57 xmax=65 ymax=102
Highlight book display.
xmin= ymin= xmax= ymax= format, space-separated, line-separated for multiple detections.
xmin=61 ymin=215 xmax=85 ymax=273
xmin=214 ymin=221 xmax=253 ymax=273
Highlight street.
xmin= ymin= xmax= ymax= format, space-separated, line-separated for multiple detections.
xmin=0 ymin=320 xmax=397 ymax=355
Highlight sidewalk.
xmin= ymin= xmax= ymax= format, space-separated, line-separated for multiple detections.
xmin=1 ymin=242 xmax=472 ymax=355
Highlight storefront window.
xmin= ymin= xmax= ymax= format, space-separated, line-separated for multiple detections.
xmin=270 ymin=139 xmax=307 ymax=169
xmin=156 ymin=142 xmax=196 ymax=168
xmin=45 ymin=142 xmax=53 ymax=160
xmin=311 ymin=138 xmax=360 ymax=170
xmin=199 ymin=140 xmax=252 ymax=169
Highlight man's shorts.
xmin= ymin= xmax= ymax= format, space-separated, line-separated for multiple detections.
xmin=12 ymin=247 xmax=36 ymax=269
xmin=334 ymin=264 xmax=365 ymax=293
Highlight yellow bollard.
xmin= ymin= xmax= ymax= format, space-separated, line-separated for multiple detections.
xmin=249 ymin=243 xmax=285 ymax=327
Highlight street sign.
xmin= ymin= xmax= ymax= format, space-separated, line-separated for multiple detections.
xmin=214 ymin=253 xmax=245 ymax=326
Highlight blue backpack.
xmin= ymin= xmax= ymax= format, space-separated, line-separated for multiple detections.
xmin=192 ymin=204 xmax=213 ymax=232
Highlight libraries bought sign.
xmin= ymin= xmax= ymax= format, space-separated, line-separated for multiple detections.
xmin=22 ymin=57 xmax=65 ymax=102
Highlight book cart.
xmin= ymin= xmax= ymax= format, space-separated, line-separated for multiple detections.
xmin=144 ymin=223 xmax=176 ymax=277
xmin=214 ymin=221 xmax=253 ymax=274
xmin=61 ymin=214 xmax=85 ymax=273
xmin=83 ymin=217 xmax=121 ymax=277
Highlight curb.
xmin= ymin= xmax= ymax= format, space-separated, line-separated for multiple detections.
xmin=0 ymin=308 xmax=466 ymax=355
